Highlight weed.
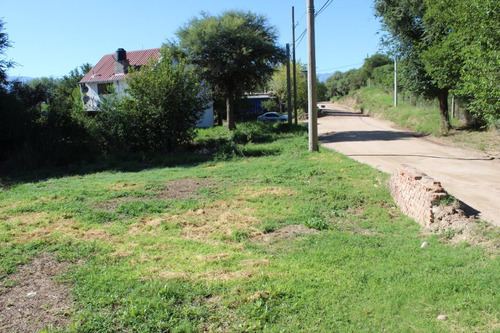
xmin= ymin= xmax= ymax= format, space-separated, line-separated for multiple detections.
xmin=439 ymin=195 xmax=457 ymax=206
xmin=304 ymin=216 xmax=330 ymax=231
xmin=231 ymin=230 xmax=250 ymax=242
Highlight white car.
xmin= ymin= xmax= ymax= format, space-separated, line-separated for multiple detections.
xmin=257 ymin=112 xmax=288 ymax=122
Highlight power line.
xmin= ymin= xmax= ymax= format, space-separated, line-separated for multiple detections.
xmin=315 ymin=0 xmax=334 ymax=18
xmin=295 ymin=28 xmax=307 ymax=47
xmin=295 ymin=0 xmax=334 ymax=47
xmin=294 ymin=11 xmax=307 ymax=29
xmin=317 ymin=62 xmax=364 ymax=72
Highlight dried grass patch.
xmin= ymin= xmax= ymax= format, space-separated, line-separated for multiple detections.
xmin=196 ymin=269 xmax=255 ymax=281
xmin=253 ymin=224 xmax=318 ymax=243
xmin=1 ymin=201 xmax=24 ymax=211
xmin=238 ymin=186 xmax=297 ymax=198
xmin=5 ymin=213 xmax=113 ymax=244
xmin=109 ymin=250 xmax=134 ymax=258
xmin=2 ymin=197 xmax=68 ymax=212
xmin=97 ymin=178 xmax=213 ymax=210
xmin=241 ymin=259 xmax=270 ymax=267
xmin=109 ymin=183 xmax=144 ymax=191
xmin=125 ymin=217 xmax=166 ymax=237
xmin=157 ymin=178 xmax=213 ymax=200
xmin=141 ymin=267 xmax=190 ymax=281
xmin=197 ymin=253 xmax=230 ymax=263
xmin=153 ymin=200 xmax=262 ymax=242
xmin=4 ymin=212 xmax=50 ymax=226
xmin=140 ymin=267 xmax=256 ymax=282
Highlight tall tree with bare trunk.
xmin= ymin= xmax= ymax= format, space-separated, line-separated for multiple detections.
xmin=176 ymin=10 xmax=285 ymax=130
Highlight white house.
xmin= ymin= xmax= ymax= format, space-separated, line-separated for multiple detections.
xmin=78 ymin=48 xmax=214 ymax=127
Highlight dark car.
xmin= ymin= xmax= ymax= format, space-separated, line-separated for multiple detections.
xmin=257 ymin=112 xmax=288 ymax=122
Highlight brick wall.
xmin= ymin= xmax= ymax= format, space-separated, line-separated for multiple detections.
xmin=390 ymin=165 xmax=449 ymax=227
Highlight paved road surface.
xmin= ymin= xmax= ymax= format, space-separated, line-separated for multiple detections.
xmin=317 ymin=102 xmax=500 ymax=226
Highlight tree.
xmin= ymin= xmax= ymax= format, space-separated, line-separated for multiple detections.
xmin=0 ymin=19 xmax=13 ymax=86
xmin=423 ymin=0 xmax=499 ymax=126
xmin=375 ymin=0 xmax=500 ymax=130
xmin=0 ymin=64 xmax=94 ymax=168
xmin=120 ymin=47 xmax=209 ymax=151
xmin=268 ymin=62 xmax=307 ymax=113
xmin=177 ymin=10 xmax=285 ymax=130
xmin=317 ymin=81 xmax=328 ymax=102
xmin=359 ymin=54 xmax=393 ymax=85
xmin=374 ymin=0 xmax=453 ymax=133
xmin=268 ymin=62 xmax=309 ymax=112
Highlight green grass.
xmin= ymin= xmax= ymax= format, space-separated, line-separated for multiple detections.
xmin=348 ymin=87 xmax=461 ymax=136
xmin=0 ymin=122 xmax=499 ymax=332
xmin=345 ymin=87 xmax=499 ymax=153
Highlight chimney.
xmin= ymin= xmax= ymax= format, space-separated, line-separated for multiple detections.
xmin=114 ymin=48 xmax=129 ymax=74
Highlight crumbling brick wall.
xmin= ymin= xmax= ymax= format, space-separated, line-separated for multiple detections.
xmin=390 ymin=165 xmax=449 ymax=227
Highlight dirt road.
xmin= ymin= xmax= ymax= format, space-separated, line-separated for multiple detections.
xmin=317 ymin=102 xmax=500 ymax=226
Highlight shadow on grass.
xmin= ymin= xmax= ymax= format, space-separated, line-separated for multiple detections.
xmin=0 ymin=122 xmax=304 ymax=188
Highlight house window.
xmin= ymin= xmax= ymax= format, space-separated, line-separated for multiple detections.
xmin=97 ymin=83 xmax=113 ymax=95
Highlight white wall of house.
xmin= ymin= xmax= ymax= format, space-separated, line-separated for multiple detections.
xmin=83 ymin=83 xmax=99 ymax=111
xmin=83 ymin=80 xmax=129 ymax=110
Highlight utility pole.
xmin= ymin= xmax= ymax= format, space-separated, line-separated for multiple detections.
xmin=394 ymin=56 xmax=398 ymax=108
xmin=292 ymin=6 xmax=298 ymax=124
xmin=307 ymin=0 xmax=318 ymax=151
xmin=286 ymin=44 xmax=292 ymax=124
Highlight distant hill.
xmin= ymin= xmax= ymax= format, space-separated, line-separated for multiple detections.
xmin=317 ymin=73 xmax=332 ymax=83
xmin=7 ymin=76 xmax=35 ymax=83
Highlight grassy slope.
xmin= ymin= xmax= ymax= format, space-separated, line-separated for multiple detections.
xmin=0 ymin=123 xmax=499 ymax=332
xmin=345 ymin=87 xmax=500 ymax=154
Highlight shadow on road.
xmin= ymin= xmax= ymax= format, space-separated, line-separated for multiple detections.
xmin=344 ymin=153 xmax=494 ymax=162
xmin=320 ymin=130 xmax=423 ymax=143
xmin=321 ymin=110 xmax=369 ymax=117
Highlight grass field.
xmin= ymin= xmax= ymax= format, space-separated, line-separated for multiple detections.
xmin=345 ymin=87 xmax=500 ymax=154
xmin=0 ymin=122 xmax=499 ymax=332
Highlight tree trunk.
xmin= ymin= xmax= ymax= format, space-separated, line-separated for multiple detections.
xmin=217 ymin=107 xmax=223 ymax=126
xmin=226 ymin=93 xmax=236 ymax=131
xmin=437 ymin=90 xmax=451 ymax=134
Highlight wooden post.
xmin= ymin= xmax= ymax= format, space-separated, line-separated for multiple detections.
xmin=286 ymin=44 xmax=292 ymax=124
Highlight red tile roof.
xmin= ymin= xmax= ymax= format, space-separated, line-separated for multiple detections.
xmin=80 ymin=48 xmax=161 ymax=83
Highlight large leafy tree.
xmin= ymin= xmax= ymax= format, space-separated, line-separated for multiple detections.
xmin=375 ymin=0 xmax=453 ymax=133
xmin=423 ymin=0 xmax=499 ymax=126
xmin=375 ymin=0 xmax=500 ymax=130
xmin=176 ymin=10 xmax=285 ymax=130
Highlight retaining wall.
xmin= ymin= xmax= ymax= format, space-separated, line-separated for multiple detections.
xmin=390 ymin=165 xmax=449 ymax=227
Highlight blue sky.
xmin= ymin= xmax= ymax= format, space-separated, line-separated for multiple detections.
xmin=2 ymin=0 xmax=383 ymax=78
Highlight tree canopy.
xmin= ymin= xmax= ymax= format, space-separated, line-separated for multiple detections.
xmin=122 ymin=47 xmax=209 ymax=151
xmin=375 ymin=0 xmax=453 ymax=132
xmin=0 ymin=19 xmax=13 ymax=86
xmin=176 ymin=10 xmax=285 ymax=130
xmin=375 ymin=0 xmax=500 ymax=129
xmin=268 ymin=62 xmax=308 ymax=113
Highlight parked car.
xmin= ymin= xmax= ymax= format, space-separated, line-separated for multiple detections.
xmin=257 ymin=112 xmax=288 ymax=122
